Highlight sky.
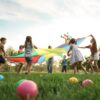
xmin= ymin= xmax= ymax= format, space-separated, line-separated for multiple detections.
xmin=0 ymin=0 xmax=100 ymax=56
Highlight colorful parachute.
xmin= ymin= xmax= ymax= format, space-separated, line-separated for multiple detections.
xmin=7 ymin=35 xmax=86 ymax=64
xmin=7 ymin=48 xmax=66 ymax=63
xmin=58 ymin=37 xmax=86 ymax=50
xmin=8 ymin=56 xmax=41 ymax=63
xmin=38 ymin=37 xmax=86 ymax=63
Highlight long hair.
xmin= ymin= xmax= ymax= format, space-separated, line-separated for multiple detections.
xmin=69 ymin=38 xmax=77 ymax=44
xmin=25 ymin=36 xmax=32 ymax=48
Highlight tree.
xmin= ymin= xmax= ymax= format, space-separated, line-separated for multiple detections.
xmin=6 ymin=47 xmax=17 ymax=56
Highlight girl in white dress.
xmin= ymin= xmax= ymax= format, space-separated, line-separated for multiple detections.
xmin=67 ymin=38 xmax=87 ymax=74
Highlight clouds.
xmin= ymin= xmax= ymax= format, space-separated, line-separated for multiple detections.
xmin=0 ymin=0 xmax=100 ymax=51
xmin=0 ymin=0 xmax=53 ymax=22
xmin=0 ymin=0 xmax=100 ymax=22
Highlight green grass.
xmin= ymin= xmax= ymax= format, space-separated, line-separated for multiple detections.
xmin=0 ymin=73 xmax=100 ymax=100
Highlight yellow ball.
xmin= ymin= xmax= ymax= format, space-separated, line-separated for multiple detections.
xmin=69 ymin=77 xmax=79 ymax=84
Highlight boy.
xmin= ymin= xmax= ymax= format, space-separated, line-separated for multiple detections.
xmin=47 ymin=46 xmax=54 ymax=73
xmin=0 ymin=37 xmax=6 ymax=71
xmin=61 ymin=55 xmax=67 ymax=73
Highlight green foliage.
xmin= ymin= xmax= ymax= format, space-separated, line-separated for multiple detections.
xmin=6 ymin=47 xmax=17 ymax=56
xmin=0 ymin=73 xmax=100 ymax=100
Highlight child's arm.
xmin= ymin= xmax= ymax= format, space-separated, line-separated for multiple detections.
xmin=78 ymin=45 xmax=91 ymax=49
xmin=34 ymin=45 xmax=38 ymax=49
xmin=0 ymin=45 xmax=6 ymax=57
xmin=90 ymin=34 xmax=95 ymax=39
xmin=2 ymin=48 xmax=6 ymax=56
xmin=3 ymin=48 xmax=6 ymax=56
xmin=67 ymin=46 xmax=72 ymax=56
xmin=90 ymin=34 xmax=96 ymax=43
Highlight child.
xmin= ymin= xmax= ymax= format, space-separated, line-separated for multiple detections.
xmin=23 ymin=36 xmax=38 ymax=74
xmin=17 ymin=45 xmax=24 ymax=74
xmin=18 ymin=45 xmax=24 ymax=53
xmin=61 ymin=55 xmax=67 ymax=73
xmin=67 ymin=38 xmax=87 ymax=74
xmin=47 ymin=46 xmax=54 ymax=73
xmin=79 ymin=34 xmax=99 ymax=72
xmin=0 ymin=37 xmax=6 ymax=71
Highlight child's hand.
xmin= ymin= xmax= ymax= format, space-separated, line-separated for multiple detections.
xmin=90 ymin=34 xmax=92 ymax=36
xmin=67 ymin=53 xmax=70 ymax=56
xmin=86 ymin=34 xmax=92 ymax=38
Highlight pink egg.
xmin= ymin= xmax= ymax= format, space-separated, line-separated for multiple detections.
xmin=16 ymin=80 xmax=38 ymax=100
xmin=82 ymin=79 xmax=93 ymax=87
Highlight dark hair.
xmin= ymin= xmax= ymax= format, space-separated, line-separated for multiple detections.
xmin=0 ymin=37 xmax=6 ymax=42
xmin=69 ymin=38 xmax=77 ymax=44
xmin=25 ymin=36 xmax=32 ymax=48
xmin=19 ymin=45 xmax=23 ymax=49
xmin=48 ymin=45 xmax=52 ymax=49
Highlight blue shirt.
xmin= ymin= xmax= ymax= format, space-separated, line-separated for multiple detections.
xmin=62 ymin=59 xmax=67 ymax=66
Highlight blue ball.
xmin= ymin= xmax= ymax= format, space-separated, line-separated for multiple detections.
xmin=0 ymin=75 xmax=4 ymax=80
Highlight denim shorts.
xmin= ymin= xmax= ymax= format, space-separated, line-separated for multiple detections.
xmin=0 ymin=56 xmax=5 ymax=64
xmin=25 ymin=57 xmax=33 ymax=64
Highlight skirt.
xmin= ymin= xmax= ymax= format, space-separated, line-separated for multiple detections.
xmin=70 ymin=50 xmax=84 ymax=65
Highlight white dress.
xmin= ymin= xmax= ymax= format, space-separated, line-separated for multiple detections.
xmin=70 ymin=44 xmax=84 ymax=65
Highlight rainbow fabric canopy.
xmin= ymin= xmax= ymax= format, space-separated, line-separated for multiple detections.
xmin=7 ymin=48 xmax=66 ymax=63
xmin=57 ymin=37 xmax=86 ymax=50
xmin=7 ymin=37 xmax=86 ymax=64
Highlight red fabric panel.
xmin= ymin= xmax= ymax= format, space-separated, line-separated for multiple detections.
xmin=7 ymin=56 xmax=41 ymax=63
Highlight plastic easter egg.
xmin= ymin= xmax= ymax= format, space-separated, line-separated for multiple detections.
xmin=0 ymin=75 xmax=4 ymax=80
xmin=69 ymin=77 xmax=79 ymax=84
xmin=82 ymin=79 xmax=93 ymax=87
xmin=16 ymin=80 xmax=38 ymax=100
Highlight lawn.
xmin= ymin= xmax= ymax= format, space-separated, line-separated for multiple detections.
xmin=0 ymin=73 xmax=100 ymax=100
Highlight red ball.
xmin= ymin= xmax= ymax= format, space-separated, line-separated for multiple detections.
xmin=82 ymin=79 xmax=93 ymax=87
xmin=16 ymin=80 xmax=38 ymax=100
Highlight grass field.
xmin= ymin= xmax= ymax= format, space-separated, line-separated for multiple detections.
xmin=0 ymin=73 xmax=100 ymax=100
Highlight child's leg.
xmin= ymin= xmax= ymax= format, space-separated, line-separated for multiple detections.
xmin=47 ymin=62 xmax=51 ymax=73
xmin=26 ymin=63 xmax=32 ymax=74
xmin=25 ymin=57 xmax=33 ymax=74
xmin=0 ymin=64 xmax=2 ymax=71
xmin=17 ymin=63 xmax=23 ymax=74
xmin=65 ymin=67 xmax=67 ymax=73
xmin=28 ymin=63 xmax=32 ymax=73
xmin=79 ymin=62 xmax=87 ymax=74
xmin=49 ymin=63 xmax=52 ymax=73
xmin=47 ymin=64 xmax=49 ymax=73
xmin=89 ymin=60 xmax=94 ymax=73
xmin=62 ymin=66 xmax=64 ymax=72
xmin=74 ymin=66 xmax=77 ymax=74
xmin=72 ymin=63 xmax=77 ymax=74
xmin=94 ymin=60 xmax=99 ymax=72
xmin=0 ymin=64 xmax=4 ymax=72
xmin=64 ymin=65 xmax=67 ymax=73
